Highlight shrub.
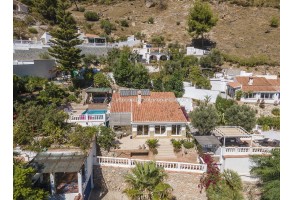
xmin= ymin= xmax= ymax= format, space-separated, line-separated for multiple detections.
xmin=38 ymin=52 xmax=51 ymax=59
xmin=148 ymin=17 xmax=154 ymax=24
xmin=100 ymin=20 xmax=116 ymax=35
xmin=28 ymin=27 xmax=38 ymax=34
xmin=270 ymin=16 xmax=279 ymax=27
xmin=67 ymin=94 xmax=77 ymax=102
xmin=257 ymin=116 xmax=280 ymax=130
xmin=259 ymin=100 xmax=265 ymax=109
xmin=176 ymin=21 xmax=180 ymax=25
xmin=84 ymin=11 xmax=99 ymax=21
xmin=24 ymin=16 xmax=35 ymax=26
xmin=222 ymin=53 xmax=278 ymax=67
xmin=120 ymin=19 xmax=129 ymax=27
xmin=271 ymin=108 xmax=280 ymax=116
xmin=235 ymin=90 xmax=243 ymax=101
xmin=68 ymin=85 xmax=75 ymax=92
xmin=146 ymin=139 xmax=159 ymax=154
xmin=183 ymin=140 xmax=195 ymax=149
xmin=79 ymin=7 xmax=85 ymax=12
xmin=171 ymin=139 xmax=182 ymax=152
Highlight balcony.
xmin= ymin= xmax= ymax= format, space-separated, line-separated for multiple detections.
xmin=220 ymin=146 xmax=277 ymax=156
xmin=69 ymin=114 xmax=106 ymax=122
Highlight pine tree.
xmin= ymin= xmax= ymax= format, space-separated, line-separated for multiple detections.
xmin=48 ymin=0 xmax=84 ymax=77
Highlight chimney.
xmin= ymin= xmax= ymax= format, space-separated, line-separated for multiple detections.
xmin=248 ymin=77 xmax=254 ymax=85
xmin=137 ymin=90 xmax=142 ymax=105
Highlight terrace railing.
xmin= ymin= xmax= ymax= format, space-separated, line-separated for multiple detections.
xmin=222 ymin=147 xmax=277 ymax=155
xmin=96 ymin=156 xmax=207 ymax=173
xmin=69 ymin=114 xmax=105 ymax=122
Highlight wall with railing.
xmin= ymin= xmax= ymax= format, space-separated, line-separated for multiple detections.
xmin=69 ymin=114 xmax=106 ymax=122
xmin=96 ymin=156 xmax=207 ymax=173
xmin=222 ymin=147 xmax=277 ymax=155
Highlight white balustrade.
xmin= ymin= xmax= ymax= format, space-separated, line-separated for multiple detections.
xmin=96 ymin=156 xmax=207 ymax=173
xmin=69 ymin=114 xmax=105 ymax=122
xmin=222 ymin=147 xmax=277 ymax=155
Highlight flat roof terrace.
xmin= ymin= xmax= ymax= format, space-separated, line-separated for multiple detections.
xmin=212 ymin=126 xmax=250 ymax=138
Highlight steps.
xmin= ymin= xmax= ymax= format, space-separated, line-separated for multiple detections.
xmin=155 ymin=139 xmax=177 ymax=159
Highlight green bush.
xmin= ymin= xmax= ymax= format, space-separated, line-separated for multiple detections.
xmin=183 ymin=140 xmax=195 ymax=149
xmin=146 ymin=139 xmax=159 ymax=154
xmin=100 ymin=20 xmax=116 ymax=35
xmin=257 ymin=116 xmax=280 ymax=130
xmin=270 ymin=16 xmax=279 ymax=27
xmin=222 ymin=53 xmax=278 ymax=67
xmin=39 ymin=52 xmax=51 ymax=59
xmin=235 ymin=90 xmax=243 ymax=101
xmin=68 ymin=85 xmax=75 ymax=92
xmin=24 ymin=16 xmax=35 ymax=26
xmin=148 ymin=17 xmax=154 ymax=24
xmin=84 ymin=11 xmax=99 ymax=21
xmin=28 ymin=27 xmax=38 ymax=34
xmin=120 ymin=19 xmax=129 ymax=27
xmin=271 ymin=108 xmax=280 ymax=116
xmin=79 ymin=7 xmax=85 ymax=12
xmin=171 ymin=139 xmax=182 ymax=152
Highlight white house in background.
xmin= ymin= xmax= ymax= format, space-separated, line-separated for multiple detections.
xmin=227 ymin=76 xmax=280 ymax=104
xmin=209 ymin=126 xmax=279 ymax=181
xmin=183 ymin=82 xmax=220 ymax=103
xmin=29 ymin=141 xmax=96 ymax=200
xmin=186 ymin=47 xmax=210 ymax=57
xmin=177 ymin=97 xmax=193 ymax=113
xmin=133 ymin=43 xmax=170 ymax=64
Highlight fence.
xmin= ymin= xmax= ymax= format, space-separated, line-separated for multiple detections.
xmin=69 ymin=114 xmax=105 ymax=122
xmin=96 ymin=156 xmax=207 ymax=173
xmin=223 ymin=147 xmax=277 ymax=155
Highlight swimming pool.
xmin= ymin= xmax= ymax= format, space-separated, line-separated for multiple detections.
xmin=82 ymin=110 xmax=107 ymax=115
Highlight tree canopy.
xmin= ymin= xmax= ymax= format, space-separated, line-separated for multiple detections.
xmin=97 ymin=126 xmax=116 ymax=152
xmin=124 ymin=162 xmax=173 ymax=199
xmin=69 ymin=125 xmax=98 ymax=150
xmin=14 ymin=161 xmax=49 ymax=200
xmin=93 ymin=73 xmax=111 ymax=88
xmin=224 ymin=104 xmax=256 ymax=132
xmin=187 ymin=0 xmax=218 ymax=45
xmin=190 ymin=104 xmax=219 ymax=135
xmin=48 ymin=0 xmax=84 ymax=77
xmin=250 ymin=149 xmax=280 ymax=200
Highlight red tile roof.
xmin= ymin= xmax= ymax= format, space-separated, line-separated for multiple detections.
xmin=110 ymin=92 xmax=188 ymax=122
xmin=228 ymin=82 xmax=241 ymax=88
xmin=230 ymin=76 xmax=280 ymax=92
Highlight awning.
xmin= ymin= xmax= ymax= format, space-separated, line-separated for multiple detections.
xmin=86 ymin=87 xmax=112 ymax=93
xmin=30 ymin=152 xmax=86 ymax=173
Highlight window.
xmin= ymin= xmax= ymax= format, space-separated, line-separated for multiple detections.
xmin=155 ymin=125 xmax=166 ymax=135
xmin=172 ymin=125 xmax=181 ymax=135
xmin=88 ymin=38 xmax=95 ymax=43
xmin=261 ymin=93 xmax=274 ymax=99
xmin=244 ymin=93 xmax=256 ymax=99
xmin=137 ymin=125 xmax=149 ymax=136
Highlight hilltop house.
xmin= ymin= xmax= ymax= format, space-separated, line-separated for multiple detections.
xmin=227 ymin=76 xmax=280 ymax=104
xmin=186 ymin=47 xmax=210 ymax=57
xmin=109 ymin=89 xmax=188 ymax=138
xmin=133 ymin=44 xmax=170 ymax=64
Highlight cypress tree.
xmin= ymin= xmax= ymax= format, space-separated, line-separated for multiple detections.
xmin=48 ymin=0 xmax=84 ymax=77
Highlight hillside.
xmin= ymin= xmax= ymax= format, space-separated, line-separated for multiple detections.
xmin=70 ymin=0 xmax=280 ymax=64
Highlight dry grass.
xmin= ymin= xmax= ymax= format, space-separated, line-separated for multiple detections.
xmin=70 ymin=1 xmax=280 ymax=65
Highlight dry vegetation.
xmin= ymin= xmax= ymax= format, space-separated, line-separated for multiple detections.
xmin=71 ymin=0 xmax=279 ymax=65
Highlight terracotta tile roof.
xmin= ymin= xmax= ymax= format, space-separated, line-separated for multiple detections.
xmin=234 ymin=76 xmax=280 ymax=92
xmin=84 ymin=34 xmax=99 ymax=38
xmin=228 ymin=82 xmax=241 ymax=88
xmin=110 ymin=92 xmax=188 ymax=122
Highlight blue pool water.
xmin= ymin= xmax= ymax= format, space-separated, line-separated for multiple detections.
xmin=82 ymin=110 xmax=107 ymax=115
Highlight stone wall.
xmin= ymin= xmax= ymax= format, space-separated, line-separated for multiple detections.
xmin=93 ymin=166 xmax=207 ymax=200
xmin=13 ymin=46 xmax=113 ymax=60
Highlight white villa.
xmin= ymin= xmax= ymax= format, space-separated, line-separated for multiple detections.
xmin=109 ymin=89 xmax=188 ymax=138
xmin=227 ymin=76 xmax=280 ymax=104
xmin=207 ymin=126 xmax=279 ymax=180
xmin=133 ymin=44 xmax=170 ymax=64
xmin=186 ymin=47 xmax=210 ymax=57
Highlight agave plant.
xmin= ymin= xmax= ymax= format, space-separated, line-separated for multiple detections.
xmin=146 ymin=139 xmax=159 ymax=154
xmin=123 ymin=162 xmax=173 ymax=200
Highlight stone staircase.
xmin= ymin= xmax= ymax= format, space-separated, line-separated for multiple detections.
xmin=155 ymin=139 xmax=177 ymax=160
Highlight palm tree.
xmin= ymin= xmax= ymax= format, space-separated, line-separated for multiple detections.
xmin=250 ymin=149 xmax=280 ymax=200
xmin=123 ymin=162 xmax=173 ymax=200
